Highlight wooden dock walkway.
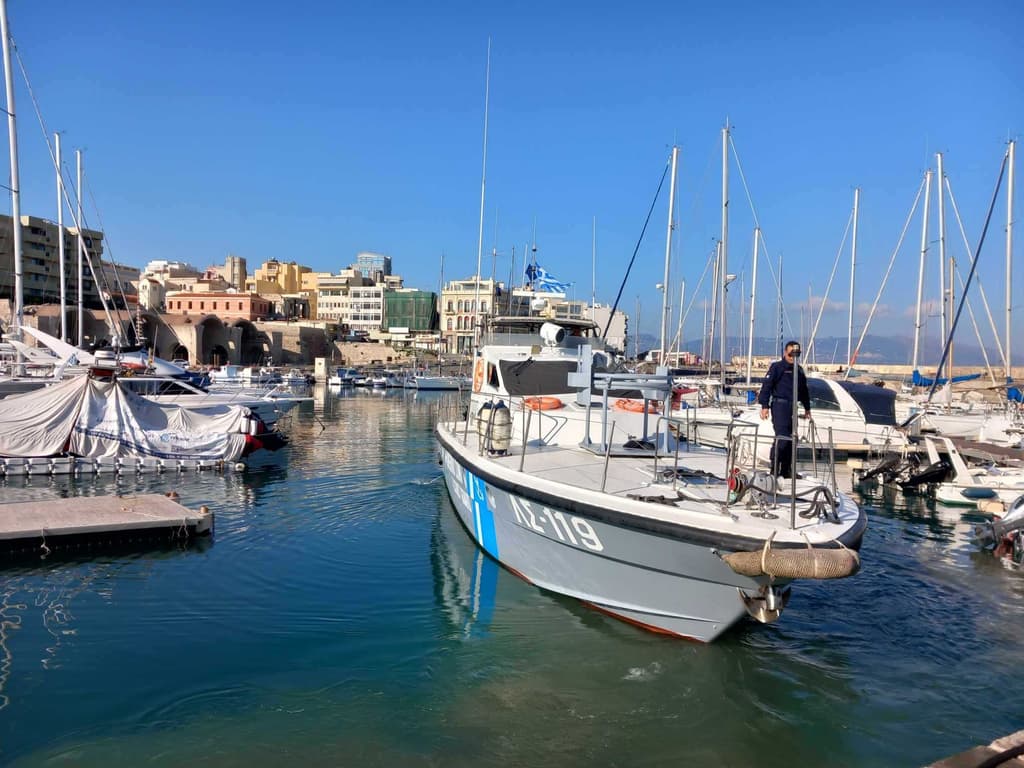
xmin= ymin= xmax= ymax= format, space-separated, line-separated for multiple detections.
xmin=0 ymin=493 xmax=213 ymax=559
xmin=927 ymin=728 xmax=1024 ymax=767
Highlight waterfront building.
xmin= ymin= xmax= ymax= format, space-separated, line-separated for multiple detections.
xmin=165 ymin=291 xmax=272 ymax=322
xmin=316 ymin=262 xmax=404 ymax=334
xmin=0 ymin=214 xmax=135 ymax=309
xmin=245 ymin=260 xmax=311 ymax=296
xmin=440 ymin=277 xmax=508 ymax=355
xmin=204 ymin=254 xmax=247 ymax=291
xmin=588 ymin=303 xmax=628 ymax=355
xmin=355 ymin=252 xmax=392 ymax=282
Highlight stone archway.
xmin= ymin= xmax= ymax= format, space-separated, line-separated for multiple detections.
xmin=233 ymin=320 xmax=267 ymax=365
xmin=198 ymin=316 xmax=230 ymax=365
xmin=209 ymin=344 xmax=230 ymax=366
xmin=171 ymin=343 xmax=189 ymax=361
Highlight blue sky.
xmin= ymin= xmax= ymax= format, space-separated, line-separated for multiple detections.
xmin=3 ymin=0 xmax=1022 ymax=355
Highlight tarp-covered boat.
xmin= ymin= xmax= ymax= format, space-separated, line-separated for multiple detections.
xmin=0 ymin=374 xmax=281 ymax=462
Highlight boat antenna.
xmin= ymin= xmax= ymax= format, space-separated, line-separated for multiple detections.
xmin=602 ymin=154 xmax=671 ymax=340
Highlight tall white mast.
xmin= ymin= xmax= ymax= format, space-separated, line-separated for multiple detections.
xmin=719 ymin=121 xmax=730 ymax=387
xmin=1007 ymin=140 xmax=1015 ymax=380
xmin=0 ymin=0 xmax=23 ymax=352
xmin=76 ymin=149 xmax=85 ymax=347
xmin=659 ymin=146 xmax=679 ymax=364
xmin=708 ymin=241 xmax=720 ymax=376
xmin=937 ymin=152 xmax=947 ymax=349
xmin=912 ymin=170 xmax=933 ymax=372
xmin=591 ymin=216 xmax=596 ymax=320
xmin=847 ymin=187 xmax=860 ymax=368
xmin=55 ymin=132 xmax=67 ymax=341
xmin=746 ymin=226 xmax=760 ymax=384
xmin=472 ymin=38 xmax=491 ymax=349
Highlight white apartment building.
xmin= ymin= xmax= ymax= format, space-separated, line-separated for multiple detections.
xmin=316 ymin=267 xmax=403 ymax=333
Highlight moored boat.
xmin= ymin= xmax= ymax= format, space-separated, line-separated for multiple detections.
xmin=435 ymin=317 xmax=866 ymax=642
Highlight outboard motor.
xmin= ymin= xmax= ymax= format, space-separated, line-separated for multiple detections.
xmin=974 ymin=494 xmax=1024 ymax=561
xmin=898 ymin=458 xmax=952 ymax=489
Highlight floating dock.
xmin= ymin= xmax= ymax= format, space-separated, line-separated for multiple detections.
xmin=928 ymin=729 xmax=1024 ymax=767
xmin=0 ymin=493 xmax=213 ymax=559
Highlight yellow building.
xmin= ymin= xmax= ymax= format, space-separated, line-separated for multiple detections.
xmin=245 ymin=259 xmax=310 ymax=295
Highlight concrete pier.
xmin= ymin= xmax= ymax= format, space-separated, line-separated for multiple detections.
xmin=0 ymin=493 xmax=213 ymax=559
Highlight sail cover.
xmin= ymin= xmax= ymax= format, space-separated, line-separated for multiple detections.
xmin=0 ymin=375 xmax=249 ymax=461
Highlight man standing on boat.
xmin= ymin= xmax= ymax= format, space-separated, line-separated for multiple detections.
xmin=758 ymin=341 xmax=811 ymax=478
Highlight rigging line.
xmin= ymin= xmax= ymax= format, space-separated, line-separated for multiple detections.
xmin=82 ymin=171 xmax=134 ymax=339
xmin=12 ymin=38 xmax=128 ymax=342
xmin=846 ymin=174 xmax=927 ymax=377
xmin=945 ymin=174 xmax=1007 ymax=372
xmin=668 ymin=243 xmax=717 ymax=353
xmin=926 ymin=149 xmax=1009 ymax=403
xmin=953 ymin=265 xmax=997 ymax=383
xmin=602 ymin=156 xmax=671 ymax=340
xmin=806 ymin=209 xmax=854 ymax=362
xmin=729 ymin=134 xmax=794 ymax=337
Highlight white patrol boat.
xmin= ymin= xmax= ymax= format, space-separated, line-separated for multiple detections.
xmin=435 ymin=316 xmax=866 ymax=642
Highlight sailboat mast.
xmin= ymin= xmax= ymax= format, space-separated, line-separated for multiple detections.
xmin=720 ymin=121 xmax=730 ymax=388
xmin=76 ymin=149 xmax=84 ymax=347
xmin=473 ymin=38 xmax=491 ymax=349
xmin=660 ymin=146 xmax=679 ymax=365
xmin=847 ymin=187 xmax=859 ymax=368
xmin=937 ymin=152 xmax=947 ymax=349
xmin=777 ymin=253 xmax=783 ymax=357
xmin=0 ymin=0 xmax=23 ymax=351
xmin=708 ymin=241 xmax=720 ymax=376
xmin=591 ymin=216 xmax=596 ymax=320
xmin=674 ymin=279 xmax=685 ymax=363
xmin=55 ymin=133 xmax=67 ymax=342
xmin=912 ymin=170 xmax=933 ymax=372
xmin=746 ymin=227 xmax=759 ymax=384
xmin=1007 ymin=139 xmax=1015 ymax=380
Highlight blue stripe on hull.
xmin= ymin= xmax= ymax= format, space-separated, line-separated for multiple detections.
xmin=464 ymin=469 xmax=499 ymax=558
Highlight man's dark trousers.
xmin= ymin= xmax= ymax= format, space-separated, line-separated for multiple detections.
xmin=770 ymin=398 xmax=796 ymax=478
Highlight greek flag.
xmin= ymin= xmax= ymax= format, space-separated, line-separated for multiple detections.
xmin=525 ymin=263 xmax=570 ymax=293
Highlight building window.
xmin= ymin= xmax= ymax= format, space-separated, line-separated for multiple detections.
xmin=446 ymin=301 xmax=453 ymax=312
xmin=238 ymin=302 xmax=243 ymax=310
xmin=213 ymin=301 xmax=217 ymax=310
xmin=188 ymin=301 xmax=193 ymax=309
xmin=457 ymin=300 xmax=463 ymax=312
xmin=200 ymin=302 xmax=205 ymax=310
xmin=481 ymin=300 xmax=488 ymax=313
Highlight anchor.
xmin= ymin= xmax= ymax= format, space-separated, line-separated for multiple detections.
xmin=738 ymin=584 xmax=791 ymax=624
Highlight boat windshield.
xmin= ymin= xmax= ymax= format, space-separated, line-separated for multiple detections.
xmin=498 ymin=359 xmax=578 ymax=396
xmin=837 ymin=381 xmax=897 ymax=425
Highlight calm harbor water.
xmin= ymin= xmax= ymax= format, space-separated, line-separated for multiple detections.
xmin=0 ymin=387 xmax=1021 ymax=767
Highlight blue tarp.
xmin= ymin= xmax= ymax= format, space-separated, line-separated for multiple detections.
xmin=912 ymin=369 xmax=983 ymax=387
xmin=1009 ymin=387 xmax=1023 ymax=403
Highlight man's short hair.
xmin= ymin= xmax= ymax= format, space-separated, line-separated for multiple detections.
xmin=784 ymin=340 xmax=799 ymax=351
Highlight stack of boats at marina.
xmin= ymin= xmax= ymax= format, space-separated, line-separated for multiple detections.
xmin=327 ymin=365 xmax=467 ymax=390
xmin=435 ymin=315 xmax=866 ymax=642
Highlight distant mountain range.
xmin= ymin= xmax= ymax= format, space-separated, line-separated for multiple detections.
xmin=634 ymin=332 xmax=1019 ymax=367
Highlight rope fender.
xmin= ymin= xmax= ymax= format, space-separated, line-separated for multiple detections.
xmin=722 ymin=533 xmax=860 ymax=580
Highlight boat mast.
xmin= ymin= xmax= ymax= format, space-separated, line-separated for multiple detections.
xmin=719 ymin=121 xmax=730 ymax=388
xmin=777 ymin=253 xmax=783 ymax=357
xmin=76 ymin=149 xmax=84 ymax=347
xmin=912 ymin=169 xmax=933 ymax=373
xmin=55 ymin=133 xmax=67 ymax=342
xmin=708 ymin=241 xmax=720 ymax=376
xmin=1007 ymin=139 xmax=1015 ymax=381
xmin=937 ymin=152 xmax=947 ymax=352
xmin=745 ymin=227 xmax=759 ymax=384
xmin=591 ymin=216 xmax=596 ymax=320
xmin=472 ymin=38 xmax=491 ymax=350
xmin=0 ymin=0 xmax=23 ymax=358
xmin=659 ymin=146 xmax=679 ymax=365
xmin=847 ymin=187 xmax=859 ymax=368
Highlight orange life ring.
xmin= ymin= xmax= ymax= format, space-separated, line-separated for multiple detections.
xmin=472 ymin=359 xmax=484 ymax=393
xmin=613 ymin=398 xmax=659 ymax=414
xmin=523 ymin=396 xmax=563 ymax=411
